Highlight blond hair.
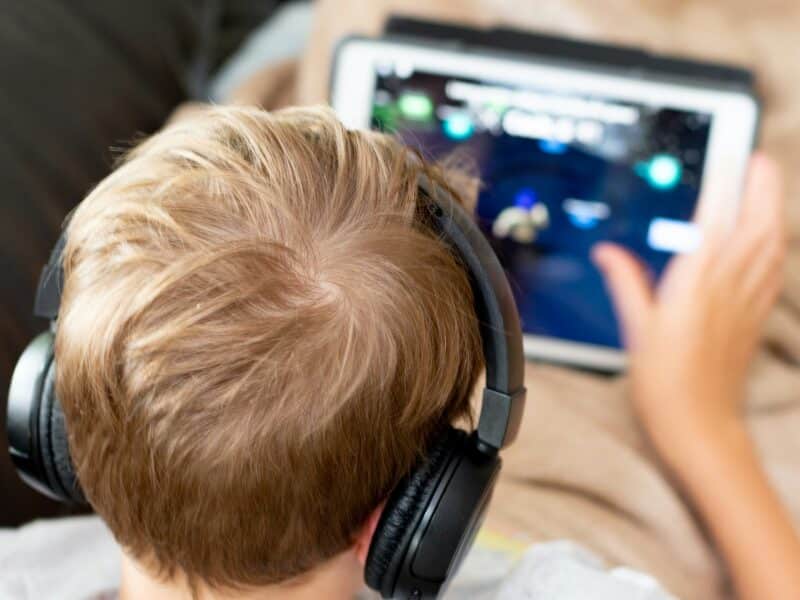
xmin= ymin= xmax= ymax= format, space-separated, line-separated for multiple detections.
xmin=56 ymin=105 xmax=483 ymax=589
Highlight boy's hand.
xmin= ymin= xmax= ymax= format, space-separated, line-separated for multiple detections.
xmin=592 ymin=154 xmax=787 ymax=469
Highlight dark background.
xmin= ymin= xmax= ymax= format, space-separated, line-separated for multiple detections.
xmin=0 ymin=0 xmax=282 ymax=527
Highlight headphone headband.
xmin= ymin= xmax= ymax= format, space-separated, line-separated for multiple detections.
xmin=33 ymin=230 xmax=66 ymax=321
xmin=419 ymin=175 xmax=526 ymax=450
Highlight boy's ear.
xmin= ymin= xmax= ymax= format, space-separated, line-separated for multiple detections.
xmin=354 ymin=502 xmax=386 ymax=566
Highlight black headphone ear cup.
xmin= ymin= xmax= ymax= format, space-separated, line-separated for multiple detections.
xmin=38 ymin=360 xmax=84 ymax=504
xmin=364 ymin=426 xmax=464 ymax=596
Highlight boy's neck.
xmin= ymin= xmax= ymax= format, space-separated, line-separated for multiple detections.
xmin=119 ymin=549 xmax=365 ymax=600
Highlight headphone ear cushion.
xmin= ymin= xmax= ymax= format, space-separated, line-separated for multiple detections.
xmin=364 ymin=426 xmax=464 ymax=594
xmin=48 ymin=389 xmax=85 ymax=503
xmin=38 ymin=361 xmax=84 ymax=504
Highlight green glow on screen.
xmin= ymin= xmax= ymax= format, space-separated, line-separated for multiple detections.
xmin=397 ymin=92 xmax=434 ymax=121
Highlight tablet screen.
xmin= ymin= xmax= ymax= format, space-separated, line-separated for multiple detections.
xmin=370 ymin=65 xmax=712 ymax=349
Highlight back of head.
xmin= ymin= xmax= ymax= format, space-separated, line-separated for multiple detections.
xmin=56 ymin=106 xmax=483 ymax=588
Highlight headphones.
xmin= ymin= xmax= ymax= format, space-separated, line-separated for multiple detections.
xmin=7 ymin=175 xmax=526 ymax=599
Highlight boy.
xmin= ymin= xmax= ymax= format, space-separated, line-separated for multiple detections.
xmin=4 ymin=104 xmax=796 ymax=600
xmin=56 ymin=104 xmax=483 ymax=598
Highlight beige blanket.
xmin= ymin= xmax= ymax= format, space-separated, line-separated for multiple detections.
xmin=234 ymin=3 xmax=800 ymax=598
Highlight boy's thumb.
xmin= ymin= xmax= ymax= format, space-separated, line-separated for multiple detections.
xmin=592 ymin=243 xmax=654 ymax=347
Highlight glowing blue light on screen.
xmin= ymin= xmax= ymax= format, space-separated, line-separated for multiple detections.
xmin=636 ymin=154 xmax=683 ymax=190
xmin=649 ymin=154 xmax=682 ymax=189
xmin=442 ymin=112 xmax=475 ymax=140
xmin=563 ymin=198 xmax=610 ymax=231
xmin=567 ymin=214 xmax=600 ymax=229
xmin=514 ymin=188 xmax=538 ymax=210
xmin=538 ymin=139 xmax=568 ymax=155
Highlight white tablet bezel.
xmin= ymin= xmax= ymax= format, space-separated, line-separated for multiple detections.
xmin=330 ymin=37 xmax=759 ymax=371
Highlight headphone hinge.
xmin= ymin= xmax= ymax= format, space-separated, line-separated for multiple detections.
xmin=476 ymin=386 xmax=527 ymax=451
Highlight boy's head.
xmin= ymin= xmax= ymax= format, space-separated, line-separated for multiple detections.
xmin=56 ymin=106 xmax=483 ymax=590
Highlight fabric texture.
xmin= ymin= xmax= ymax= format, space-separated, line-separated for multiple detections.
xmin=0 ymin=516 xmax=673 ymax=600
xmin=493 ymin=541 xmax=677 ymax=600
xmin=209 ymin=1 xmax=311 ymax=101
xmin=0 ymin=516 xmax=119 ymax=600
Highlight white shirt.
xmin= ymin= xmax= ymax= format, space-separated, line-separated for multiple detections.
xmin=0 ymin=516 xmax=676 ymax=600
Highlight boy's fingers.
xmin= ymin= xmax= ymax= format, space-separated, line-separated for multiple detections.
xmin=592 ymin=243 xmax=654 ymax=348
xmin=694 ymin=153 xmax=782 ymax=246
xmin=738 ymin=153 xmax=784 ymax=238
xmin=725 ymin=153 xmax=786 ymax=280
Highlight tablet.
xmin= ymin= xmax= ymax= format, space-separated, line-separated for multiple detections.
xmin=330 ymin=32 xmax=759 ymax=370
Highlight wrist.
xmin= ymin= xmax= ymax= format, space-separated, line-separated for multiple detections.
xmin=656 ymin=417 xmax=754 ymax=485
xmin=631 ymin=375 xmax=746 ymax=459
